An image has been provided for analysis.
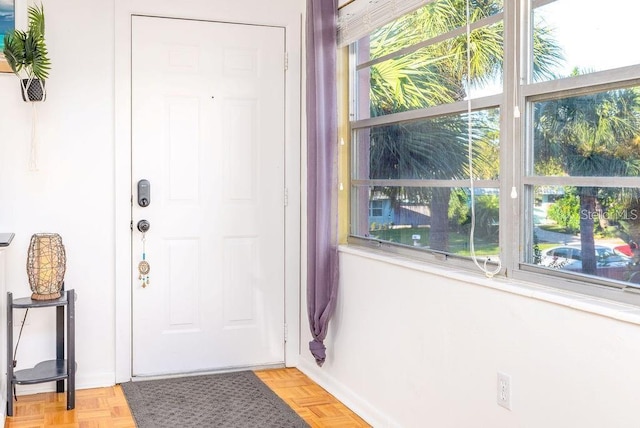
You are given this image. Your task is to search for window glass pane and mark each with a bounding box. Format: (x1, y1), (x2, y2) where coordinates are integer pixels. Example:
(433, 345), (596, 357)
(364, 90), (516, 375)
(532, 87), (640, 178)
(354, 109), (500, 181)
(357, 26), (503, 118)
(361, 0), (503, 63)
(369, 199), (385, 217)
(528, 185), (640, 284)
(357, 23), (503, 118)
(532, 0), (640, 82)
(352, 186), (500, 256)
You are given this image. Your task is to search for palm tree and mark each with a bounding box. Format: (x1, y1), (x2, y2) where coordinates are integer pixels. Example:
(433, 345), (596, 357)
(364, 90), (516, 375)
(534, 86), (640, 274)
(365, 0), (562, 251)
(369, 116), (471, 250)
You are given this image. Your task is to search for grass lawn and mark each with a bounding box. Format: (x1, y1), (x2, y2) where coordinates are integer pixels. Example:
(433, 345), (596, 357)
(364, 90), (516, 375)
(369, 226), (499, 256)
(537, 224), (574, 234)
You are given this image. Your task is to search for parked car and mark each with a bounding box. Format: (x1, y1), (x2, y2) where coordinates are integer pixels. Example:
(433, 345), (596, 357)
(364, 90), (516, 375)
(614, 242), (637, 257)
(540, 244), (631, 276)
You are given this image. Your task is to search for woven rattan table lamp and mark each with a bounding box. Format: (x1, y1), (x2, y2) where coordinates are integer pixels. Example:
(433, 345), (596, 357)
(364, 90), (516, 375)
(26, 233), (66, 300)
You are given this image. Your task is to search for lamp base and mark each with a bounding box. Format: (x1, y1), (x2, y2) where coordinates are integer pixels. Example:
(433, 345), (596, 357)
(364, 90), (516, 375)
(31, 291), (61, 301)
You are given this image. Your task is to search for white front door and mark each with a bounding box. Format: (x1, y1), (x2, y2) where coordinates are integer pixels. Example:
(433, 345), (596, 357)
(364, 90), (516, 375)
(131, 16), (286, 376)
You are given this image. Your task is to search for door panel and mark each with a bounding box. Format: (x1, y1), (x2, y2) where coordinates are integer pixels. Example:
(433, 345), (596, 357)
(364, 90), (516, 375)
(131, 16), (285, 376)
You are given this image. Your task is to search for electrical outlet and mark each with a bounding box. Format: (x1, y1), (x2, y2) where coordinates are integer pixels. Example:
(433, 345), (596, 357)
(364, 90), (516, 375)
(497, 372), (511, 410)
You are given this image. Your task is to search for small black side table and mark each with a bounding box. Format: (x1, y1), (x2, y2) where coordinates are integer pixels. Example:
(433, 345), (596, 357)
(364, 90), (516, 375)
(6, 289), (75, 416)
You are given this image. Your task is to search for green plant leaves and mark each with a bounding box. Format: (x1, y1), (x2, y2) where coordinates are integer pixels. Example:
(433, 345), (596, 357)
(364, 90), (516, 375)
(28, 3), (46, 37)
(2, 3), (50, 80)
(3, 31), (26, 74)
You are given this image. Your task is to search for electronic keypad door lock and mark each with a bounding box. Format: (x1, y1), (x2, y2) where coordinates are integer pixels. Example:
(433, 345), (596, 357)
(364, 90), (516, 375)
(137, 179), (151, 207)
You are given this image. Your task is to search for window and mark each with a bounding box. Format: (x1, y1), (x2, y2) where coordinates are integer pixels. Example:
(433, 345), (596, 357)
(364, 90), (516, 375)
(523, 88), (640, 284)
(346, 0), (640, 295)
(349, 0), (504, 265)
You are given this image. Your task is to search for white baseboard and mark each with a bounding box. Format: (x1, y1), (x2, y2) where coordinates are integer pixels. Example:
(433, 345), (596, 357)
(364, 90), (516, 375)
(297, 358), (401, 428)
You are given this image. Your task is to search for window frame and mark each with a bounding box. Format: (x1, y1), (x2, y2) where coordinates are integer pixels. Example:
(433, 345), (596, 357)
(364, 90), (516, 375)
(344, 0), (640, 305)
(347, 0), (508, 273)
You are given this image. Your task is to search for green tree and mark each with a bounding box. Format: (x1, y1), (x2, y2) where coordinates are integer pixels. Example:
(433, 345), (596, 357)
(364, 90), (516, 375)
(547, 192), (580, 233)
(534, 85), (640, 274)
(473, 194), (500, 239)
(366, 0), (562, 251)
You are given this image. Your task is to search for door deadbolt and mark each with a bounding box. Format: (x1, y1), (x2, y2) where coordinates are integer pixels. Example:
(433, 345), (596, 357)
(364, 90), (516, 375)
(137, 179), (151, 207)
(137, 220), (150, 233)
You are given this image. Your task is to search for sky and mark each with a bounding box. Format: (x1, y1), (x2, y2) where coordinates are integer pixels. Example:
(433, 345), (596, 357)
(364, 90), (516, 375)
(537, 0), (640, 77)
(467, 0), (640, 98)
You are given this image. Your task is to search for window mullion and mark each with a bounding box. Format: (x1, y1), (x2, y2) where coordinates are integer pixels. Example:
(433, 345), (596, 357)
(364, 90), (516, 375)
(499, 0), (522, 273)
(523, 176), (640, 188)
(522, 66), (640, 100)
(352, 95), (502, 130)
(352, 179), (499, 188)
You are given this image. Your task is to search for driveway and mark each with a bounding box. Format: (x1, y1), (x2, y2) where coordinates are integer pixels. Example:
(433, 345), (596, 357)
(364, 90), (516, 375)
(534, 226), (579, 245)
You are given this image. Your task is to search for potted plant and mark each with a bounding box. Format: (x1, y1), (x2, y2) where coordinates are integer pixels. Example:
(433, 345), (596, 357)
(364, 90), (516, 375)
(2, 3), (50, 102)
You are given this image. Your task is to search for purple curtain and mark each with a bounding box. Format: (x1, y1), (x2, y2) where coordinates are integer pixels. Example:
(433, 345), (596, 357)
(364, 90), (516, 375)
(306, 0), (339, 367)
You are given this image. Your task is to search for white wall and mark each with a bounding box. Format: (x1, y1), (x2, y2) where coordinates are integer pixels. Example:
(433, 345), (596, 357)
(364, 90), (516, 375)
(4, 2), (640, 427)
(0, 249), (7, 425)
(0, 0), (303, 395)
(0, 0), (116, 391)
(299, 248), (640, 428)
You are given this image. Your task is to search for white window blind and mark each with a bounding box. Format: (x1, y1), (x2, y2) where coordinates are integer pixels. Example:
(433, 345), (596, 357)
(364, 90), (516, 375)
(337, 0), (432, 47)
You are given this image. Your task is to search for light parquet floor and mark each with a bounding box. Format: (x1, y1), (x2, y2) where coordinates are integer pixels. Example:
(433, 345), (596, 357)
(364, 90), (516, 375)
(5, 368), (370, 428)
(255, 368), (370, 428)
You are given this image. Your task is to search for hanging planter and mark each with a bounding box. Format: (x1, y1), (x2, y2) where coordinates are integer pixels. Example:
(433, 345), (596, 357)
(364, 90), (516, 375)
(21, 78), (46, 102)
(2, 3), (50, 169)
(2, 3), (51, 101)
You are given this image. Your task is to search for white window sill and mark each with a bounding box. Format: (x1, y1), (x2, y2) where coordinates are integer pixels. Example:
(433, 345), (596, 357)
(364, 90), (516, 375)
(339, 244), (640, 326)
